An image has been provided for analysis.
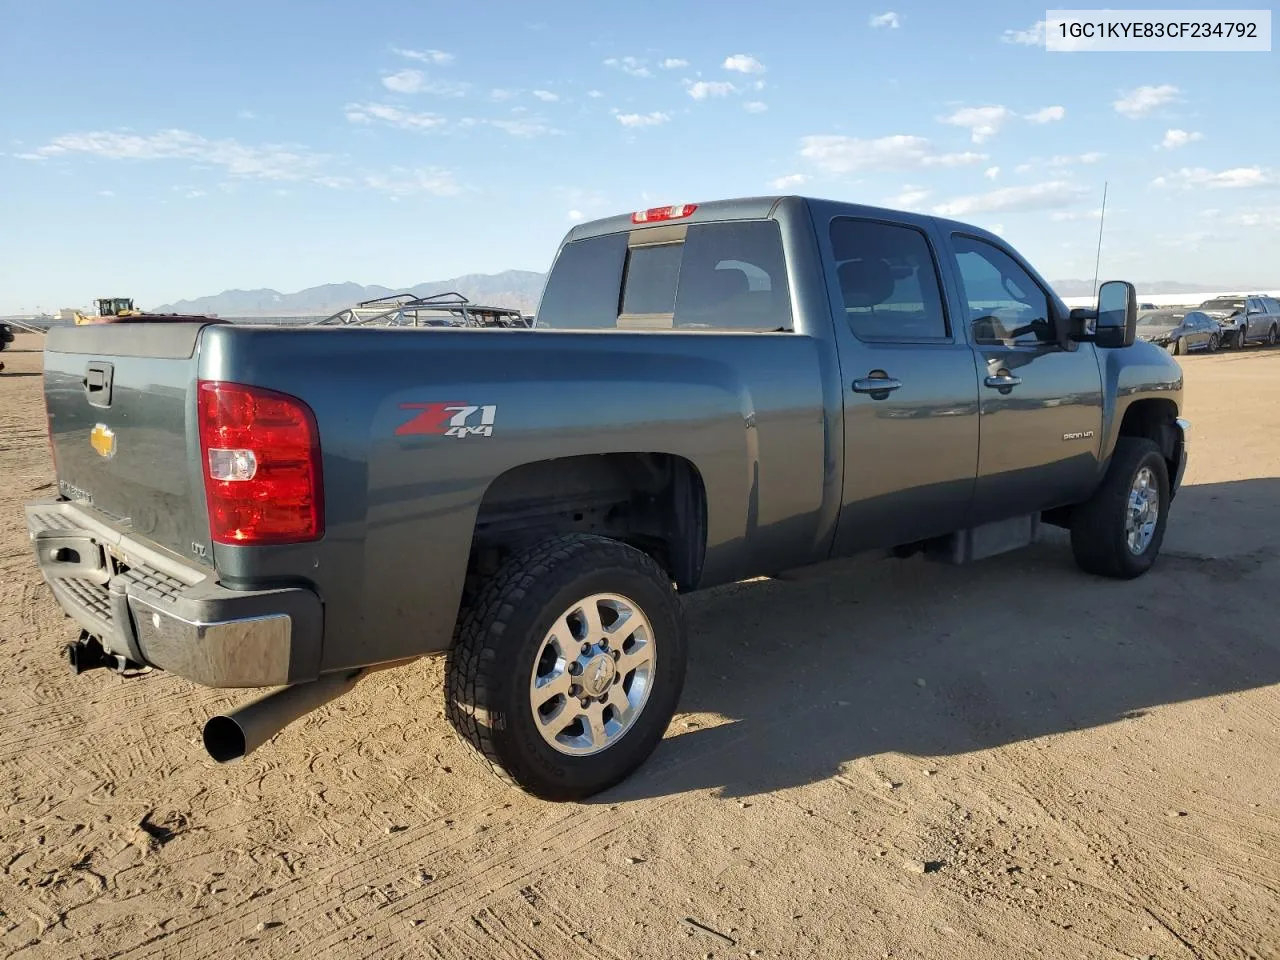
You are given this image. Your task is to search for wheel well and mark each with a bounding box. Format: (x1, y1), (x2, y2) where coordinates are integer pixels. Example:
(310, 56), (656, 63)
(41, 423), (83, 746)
(463, 453), (707, 597)
(1117, 398), (1180, 480)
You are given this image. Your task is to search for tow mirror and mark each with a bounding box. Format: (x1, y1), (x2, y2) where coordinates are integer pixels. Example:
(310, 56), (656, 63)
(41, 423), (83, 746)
(1070, 280), (1137, 348)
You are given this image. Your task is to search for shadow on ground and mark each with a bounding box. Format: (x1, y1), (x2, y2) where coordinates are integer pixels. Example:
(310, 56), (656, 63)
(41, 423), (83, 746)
(597, 478), (1280, 802)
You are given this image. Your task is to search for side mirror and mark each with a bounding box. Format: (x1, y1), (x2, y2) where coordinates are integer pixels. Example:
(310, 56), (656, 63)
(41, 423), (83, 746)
(1071, 280), (1137, 348)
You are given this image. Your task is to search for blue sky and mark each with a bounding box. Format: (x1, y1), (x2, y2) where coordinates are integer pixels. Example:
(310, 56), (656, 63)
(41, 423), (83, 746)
(1, 0), (1276, 312)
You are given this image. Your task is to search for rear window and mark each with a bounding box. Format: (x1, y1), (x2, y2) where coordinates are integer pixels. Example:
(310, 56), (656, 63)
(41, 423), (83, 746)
(536, 220), (792, 332)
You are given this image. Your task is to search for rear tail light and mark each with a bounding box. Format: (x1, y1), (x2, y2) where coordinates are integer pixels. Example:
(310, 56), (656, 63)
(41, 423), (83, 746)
(631, 203), (698, 224)
(197, 381), (324, 545)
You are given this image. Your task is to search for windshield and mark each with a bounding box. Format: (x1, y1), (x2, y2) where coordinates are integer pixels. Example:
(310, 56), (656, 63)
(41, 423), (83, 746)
(1200, 298), (1243, 311)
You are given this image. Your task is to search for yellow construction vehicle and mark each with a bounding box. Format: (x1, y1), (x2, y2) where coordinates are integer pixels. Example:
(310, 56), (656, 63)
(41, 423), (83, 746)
(75, 297), (141, 325)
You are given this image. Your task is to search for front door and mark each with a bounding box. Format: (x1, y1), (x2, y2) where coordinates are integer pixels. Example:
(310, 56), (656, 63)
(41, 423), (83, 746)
(944, 233), (1104, 524)
(824, 215), (981, 555)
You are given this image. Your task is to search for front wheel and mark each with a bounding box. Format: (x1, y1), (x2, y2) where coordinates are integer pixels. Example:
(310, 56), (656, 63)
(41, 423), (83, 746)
(1207, 333), (1220, 353)
(445, 534), (687, 800)
(1173, 337), (1187, 356)
(1236, 326), (1248, 349)
(1070, 438), (1170, 580)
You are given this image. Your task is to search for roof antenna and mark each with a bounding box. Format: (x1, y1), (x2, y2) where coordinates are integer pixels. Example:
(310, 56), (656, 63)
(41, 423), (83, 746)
(1091, 181), (1109, 298)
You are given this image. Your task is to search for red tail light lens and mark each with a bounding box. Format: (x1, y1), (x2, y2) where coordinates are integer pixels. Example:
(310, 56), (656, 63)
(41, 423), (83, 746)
(631, 203), (698, 224)
(197, 381), (324, 545)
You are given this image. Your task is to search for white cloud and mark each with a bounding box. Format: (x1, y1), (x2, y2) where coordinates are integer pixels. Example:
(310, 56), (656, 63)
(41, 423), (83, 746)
(587, 89), (604, 98)
(752, 79), (766, 91)
(488, 118), (559, 138)
(617, 111), (670, 128)
(1025, 105), (1065, 124)
(940, 105), (1016, 144)
(1226, 207), (1280, 227)
(30, 128), (331, 182)
(1002, 21), (1046, 44)
(236, 109), (257, 120)
(723, 54), (766, 74)
(98, 189), (115, 197)
(686, 80), (736, 100)
(770, 173), (810, 189)
(531, 89), (559, 102)
(799, 134), (986, 174)
(932, 180), (1089, 217)
(1014, 163), (1032, 174)
(178, 187), (207, 199)
(604, 56), (651, 78)
(1160, 128), (1203, 149)
(1114, 84), (1179, 118)
(383, 69), (426, 93)
(985, 166), (1000, 180)
(884, 185), (931, 209)
(392, 47), (454, 65)
(346, 102), (447, 131)
(1050, 207), (1105, 222)
(1048, 151), (1104, 166)
(381, 69), (468, 97)
(490, 89), (517, 101)
(744, 101), (768, 113)
(364, 166), (461, 197)
(869, 11), (901, 28)
(567, 209), (585, 221)
(660, 58), (688, 69)
(989, 224), (1005, 236)
(1152, 166), (1273, 189)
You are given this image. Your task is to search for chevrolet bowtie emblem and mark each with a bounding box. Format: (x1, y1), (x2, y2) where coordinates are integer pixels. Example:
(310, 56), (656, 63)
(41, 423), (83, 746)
(90, 423), (116, 459)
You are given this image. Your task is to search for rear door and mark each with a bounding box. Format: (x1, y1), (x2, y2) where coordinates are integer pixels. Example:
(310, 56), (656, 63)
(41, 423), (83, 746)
(941, 233), (1104, 523)
(43, 322), (213, 563)
(819, 214), (981, 553)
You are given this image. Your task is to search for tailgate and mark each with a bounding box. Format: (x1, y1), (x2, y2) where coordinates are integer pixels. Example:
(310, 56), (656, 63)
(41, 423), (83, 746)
(43, 322), (214, 561)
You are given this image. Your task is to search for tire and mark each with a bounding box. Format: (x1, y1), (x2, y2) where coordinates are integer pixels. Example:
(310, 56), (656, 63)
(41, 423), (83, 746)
(1070, 437), (1170, 580)
(445, 533), (687, 800)
(1173, 336), (1187, 356)
(1236, 326), (1248, 349)
(1207, 333), (1220, 353)
(1268, 325), (1278, 347)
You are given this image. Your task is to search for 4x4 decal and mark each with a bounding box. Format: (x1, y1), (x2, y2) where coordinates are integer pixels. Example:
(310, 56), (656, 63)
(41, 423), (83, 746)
(397, 402), (498, 438)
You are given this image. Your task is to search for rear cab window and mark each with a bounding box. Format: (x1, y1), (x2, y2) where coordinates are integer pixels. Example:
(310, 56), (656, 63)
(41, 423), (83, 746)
(536, 220), (793, 332)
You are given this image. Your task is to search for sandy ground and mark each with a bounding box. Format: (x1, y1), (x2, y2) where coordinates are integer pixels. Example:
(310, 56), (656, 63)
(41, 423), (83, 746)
(1, 330), (1278, 960)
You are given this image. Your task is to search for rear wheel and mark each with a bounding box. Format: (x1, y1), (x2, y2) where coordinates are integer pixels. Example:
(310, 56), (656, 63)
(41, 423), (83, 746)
(1268, 325), (1278, 347)
(1070, 438), (1170, 580)
(445, 533), (687, 800)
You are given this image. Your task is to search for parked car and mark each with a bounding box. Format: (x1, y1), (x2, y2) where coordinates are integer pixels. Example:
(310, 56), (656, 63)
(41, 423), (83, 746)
(24, 196), (1190, 800)
(1198, 295), (1280, 348)
(0, 321), (14, 351)
(1138, 309), (1221, 354)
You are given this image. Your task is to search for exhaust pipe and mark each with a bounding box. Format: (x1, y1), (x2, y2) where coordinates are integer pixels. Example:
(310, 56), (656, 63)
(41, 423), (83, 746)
(202, 659), (413, 764)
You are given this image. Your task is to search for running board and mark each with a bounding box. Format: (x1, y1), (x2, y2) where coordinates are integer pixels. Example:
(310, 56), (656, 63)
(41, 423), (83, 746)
(924, 514), (1041, 565)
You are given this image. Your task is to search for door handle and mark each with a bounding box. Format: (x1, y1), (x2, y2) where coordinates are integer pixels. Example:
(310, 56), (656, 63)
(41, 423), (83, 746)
(852, 376), (903, 395)
(984, 374), (1022, 389)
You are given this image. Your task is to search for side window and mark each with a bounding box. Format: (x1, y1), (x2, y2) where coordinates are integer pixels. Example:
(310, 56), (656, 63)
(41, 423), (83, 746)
(671, 221), (793, 331)
(950, 235), (1054, 346)
(829, 218), (949, 341)
(1266, 298), (1280, 315)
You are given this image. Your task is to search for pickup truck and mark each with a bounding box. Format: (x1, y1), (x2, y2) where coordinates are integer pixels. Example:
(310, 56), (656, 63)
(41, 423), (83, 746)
(25, 196), (1189, 801)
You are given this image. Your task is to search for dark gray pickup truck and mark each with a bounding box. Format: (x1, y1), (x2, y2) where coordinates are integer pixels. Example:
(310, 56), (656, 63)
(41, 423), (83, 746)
(26, 196), (1189, 800)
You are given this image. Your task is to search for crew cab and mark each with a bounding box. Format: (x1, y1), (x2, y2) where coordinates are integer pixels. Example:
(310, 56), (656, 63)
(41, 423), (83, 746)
(26, 196), (1189, 800)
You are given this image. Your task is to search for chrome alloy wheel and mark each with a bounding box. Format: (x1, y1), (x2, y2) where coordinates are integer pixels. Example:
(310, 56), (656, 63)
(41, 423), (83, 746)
(529, 593), (656, 756)
(1126, 466), (1160, 555)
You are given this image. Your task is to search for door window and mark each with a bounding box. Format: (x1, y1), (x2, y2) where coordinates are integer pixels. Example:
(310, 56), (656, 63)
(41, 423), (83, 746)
(951, 235), (1055, 346)
(829, 218), (950, 341)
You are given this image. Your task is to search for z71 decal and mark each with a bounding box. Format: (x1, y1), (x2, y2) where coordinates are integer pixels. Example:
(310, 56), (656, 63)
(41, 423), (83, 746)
(397, 402), (498, 438)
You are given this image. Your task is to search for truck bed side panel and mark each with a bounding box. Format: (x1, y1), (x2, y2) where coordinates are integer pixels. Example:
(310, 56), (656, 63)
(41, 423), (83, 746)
(200, 325), (830, 671)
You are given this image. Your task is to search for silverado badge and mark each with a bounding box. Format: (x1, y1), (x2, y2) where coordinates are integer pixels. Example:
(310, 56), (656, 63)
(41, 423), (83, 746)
(90, 423), (117, 459)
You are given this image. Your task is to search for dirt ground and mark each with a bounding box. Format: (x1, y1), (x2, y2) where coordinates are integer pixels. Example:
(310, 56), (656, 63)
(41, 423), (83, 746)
(1, 330), (1278, 960)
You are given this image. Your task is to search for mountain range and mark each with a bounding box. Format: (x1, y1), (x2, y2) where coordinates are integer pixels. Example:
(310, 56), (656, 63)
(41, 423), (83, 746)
(152, 270), (548, 317)
(151, 271), (1264, 318)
